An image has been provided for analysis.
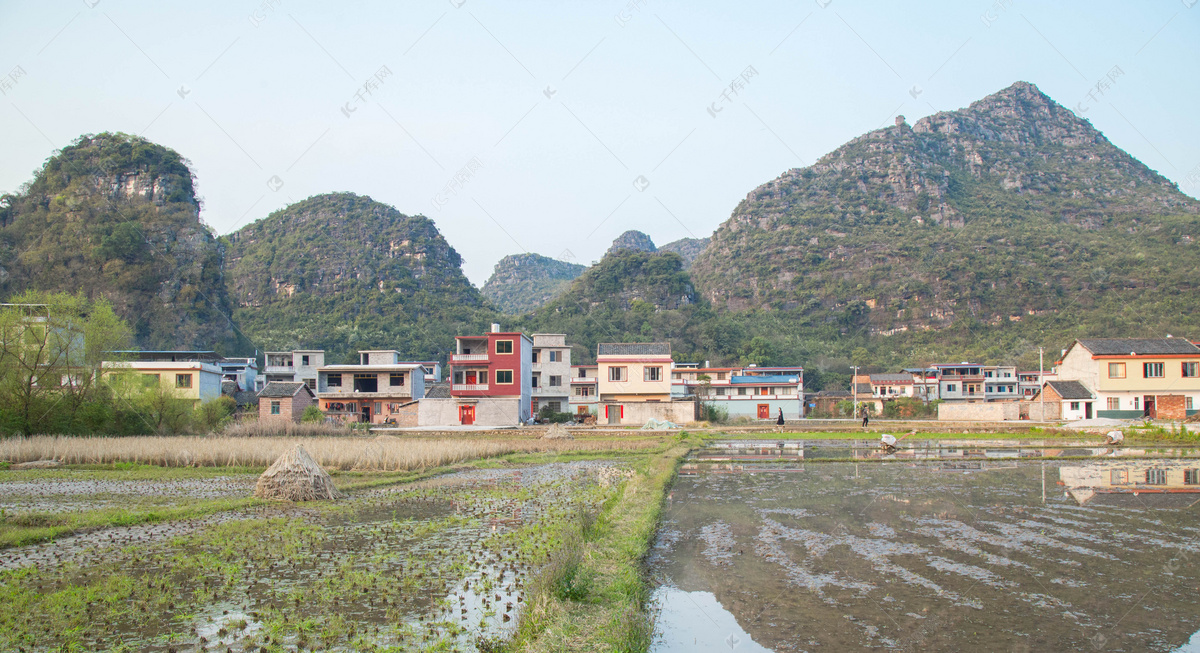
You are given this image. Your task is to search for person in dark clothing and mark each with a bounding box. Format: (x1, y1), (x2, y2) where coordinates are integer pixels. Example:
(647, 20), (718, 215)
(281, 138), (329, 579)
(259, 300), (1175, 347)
(861, 406), (869, 428)
(776, 408), (784, 425)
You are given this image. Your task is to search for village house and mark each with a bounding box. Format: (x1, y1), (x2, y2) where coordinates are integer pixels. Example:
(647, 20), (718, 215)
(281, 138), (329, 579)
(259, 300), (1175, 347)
(419, 324), (532, 426)
(218, 357), (261, 392)
(1017, 370), (1057, 398)
(1059, 461), (1200, 507)
(1055, 338), (1200, 419)
(901, 367), (941, 402)
(263, 350), (325, 388)
(101, 350), (225, 406)
(1030, 380), (1095, 420)
(412, 361), (443, 384)
(596, 343), (695, 425)
(258, 381), (316, 423)
(530, 333), (572, 416)
(569, 363), (599, 418)
(934, 363), (1019, 402)
(316, 350), (425, 425)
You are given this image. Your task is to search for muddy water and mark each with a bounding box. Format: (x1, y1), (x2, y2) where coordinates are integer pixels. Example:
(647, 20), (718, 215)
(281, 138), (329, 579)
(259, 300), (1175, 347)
(650, 451), (1200, 652)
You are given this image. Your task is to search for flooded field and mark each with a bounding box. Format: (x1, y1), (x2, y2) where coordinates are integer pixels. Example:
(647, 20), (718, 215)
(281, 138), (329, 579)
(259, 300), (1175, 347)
(651, 443), (1200, 652)
(0, 460), (627, 652)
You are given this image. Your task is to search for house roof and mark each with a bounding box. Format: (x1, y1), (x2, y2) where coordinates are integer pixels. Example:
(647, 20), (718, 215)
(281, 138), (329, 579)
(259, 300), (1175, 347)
(597, 343), (671, 356)
(853, 383), (873, 394)
(870, 373), (913, 384)
(425, 382), (451, 398)
(730, 374), (800, 384)
(1046, 380), (1094, 400)
(258, 382), (312, 398)
(1076, 338), (1200, 356)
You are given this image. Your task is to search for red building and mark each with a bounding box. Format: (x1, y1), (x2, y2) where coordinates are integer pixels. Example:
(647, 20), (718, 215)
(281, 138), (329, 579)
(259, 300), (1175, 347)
(444, 325), (532, 425)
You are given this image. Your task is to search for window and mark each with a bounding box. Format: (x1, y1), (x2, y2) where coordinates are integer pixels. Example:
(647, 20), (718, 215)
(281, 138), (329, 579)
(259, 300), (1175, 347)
(270, 401), (280, 415)
(717, 372), (726, 380)
(304, 378), (316, 389)
(1110, 470), (1127, 484)
(361, 353), (369, 365)
(453, 371), (463, 384)
(644, 366), (662, 382)
(609, 366), (627, 382)
(549, 375), (561, 387)
(1108, 362), (1125, 378)
(1070, 402), (1080, 411)
(176, 373), (192, 389)
(1147, 468), (1167, 485)
(1144, 362), (1164, 378)
(549, 351), (560, 362)
(780, 387), (794, 395)
(985, 371), (993, 378)
(946, 384), (957, 392)
(576, 386), (593, 397)
(479, 371), (488, 384)
(531, 351), (539, 363)
(716, 388), (726, 396)
(1107, 397), (1119, 410)
(1189, 397), (1195, 411)
(301, 355), (309, 366)
(548, 401), (561, 412)
(390, 373), (405, 387)
(327, 374), (342, 387)
(1184, 362), (1198, 378)
(531, 376), (539, 388)
(1134, 397), (1140, 409)
(1186, 469), (1200, 485)
(375, 402), (382, 414)
(737, 387), (746, 396)
(496, 340), (513, 354)
(496, 370), (514, 384)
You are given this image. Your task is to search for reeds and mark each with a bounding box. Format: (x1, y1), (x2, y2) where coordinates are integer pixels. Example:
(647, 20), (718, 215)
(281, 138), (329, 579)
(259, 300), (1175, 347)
(0, 435), (654, 471)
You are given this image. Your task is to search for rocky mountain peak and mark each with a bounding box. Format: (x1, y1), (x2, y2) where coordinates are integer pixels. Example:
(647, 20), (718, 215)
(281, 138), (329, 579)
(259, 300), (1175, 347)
(607, 230), (657, 255)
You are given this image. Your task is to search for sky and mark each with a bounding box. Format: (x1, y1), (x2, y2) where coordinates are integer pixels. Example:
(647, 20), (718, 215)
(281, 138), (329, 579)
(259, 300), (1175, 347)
(1, 0), (1197, 285)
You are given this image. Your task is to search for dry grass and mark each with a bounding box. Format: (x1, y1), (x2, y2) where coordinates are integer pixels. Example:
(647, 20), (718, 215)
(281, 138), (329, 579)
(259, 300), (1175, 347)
(220, 421), (354, 438)
(0, 435), (658, 471)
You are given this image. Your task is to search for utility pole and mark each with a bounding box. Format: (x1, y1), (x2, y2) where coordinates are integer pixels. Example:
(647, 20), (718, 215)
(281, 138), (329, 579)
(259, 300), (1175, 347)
(1039, 347), (1045, 423)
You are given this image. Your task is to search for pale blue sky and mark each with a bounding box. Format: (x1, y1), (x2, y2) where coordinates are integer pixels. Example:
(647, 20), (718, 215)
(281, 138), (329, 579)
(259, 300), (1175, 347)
(1, 0), (1197, 284)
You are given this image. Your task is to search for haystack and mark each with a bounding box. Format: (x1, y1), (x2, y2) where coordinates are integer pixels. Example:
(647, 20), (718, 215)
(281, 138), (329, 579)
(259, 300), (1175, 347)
(541, 423), (573, 440)
(254, 445), (344, 501)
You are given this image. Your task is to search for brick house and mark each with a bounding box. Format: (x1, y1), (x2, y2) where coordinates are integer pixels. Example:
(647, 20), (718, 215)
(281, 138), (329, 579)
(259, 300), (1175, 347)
(258, 382), (317, 423)
(419, 324), (532, 426)
(1030, 380), (1095, 420)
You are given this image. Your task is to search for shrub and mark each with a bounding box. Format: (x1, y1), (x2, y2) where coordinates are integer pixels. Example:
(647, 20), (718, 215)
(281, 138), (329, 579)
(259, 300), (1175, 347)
(195, 396), (237, 433)
(699, 402), (729, 423)
(300, 406), (325, 423)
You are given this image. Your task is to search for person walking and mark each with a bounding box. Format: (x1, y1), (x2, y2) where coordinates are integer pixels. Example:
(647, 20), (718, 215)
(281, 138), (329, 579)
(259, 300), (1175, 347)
(776, 408), (785, 425)
(861, 406), (870, 428)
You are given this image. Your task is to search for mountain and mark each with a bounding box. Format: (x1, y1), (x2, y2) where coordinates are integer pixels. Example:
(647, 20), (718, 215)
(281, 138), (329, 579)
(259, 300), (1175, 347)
(519, 249), (700, 363)
(690, 81), (1200, 366)
(481, 253), (585, 315)
(606, 230), (657, 255)
(660, 237), (711, 269)
(225, 192), (492, 363)
(0, 132), (240, 351)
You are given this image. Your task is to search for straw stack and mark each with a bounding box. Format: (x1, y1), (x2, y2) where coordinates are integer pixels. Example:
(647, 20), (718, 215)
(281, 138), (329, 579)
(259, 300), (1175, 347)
(254, 445), (344, 501)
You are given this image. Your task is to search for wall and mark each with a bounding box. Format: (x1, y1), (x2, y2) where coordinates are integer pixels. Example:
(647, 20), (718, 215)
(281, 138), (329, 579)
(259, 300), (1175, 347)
(1157, 394), (1187, 419)
(938, 402), (1020, 421)
(418, 397), (523, 427)
(712, 398), (803, 420)
(601, 400), (697, 426)
(261, 391), (314, 423)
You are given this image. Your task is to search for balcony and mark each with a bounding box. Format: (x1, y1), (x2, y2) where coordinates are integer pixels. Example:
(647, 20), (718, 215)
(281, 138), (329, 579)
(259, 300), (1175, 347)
(452, 383), (489, 392)
(264, 365), (295, 374)
(452, 354), (489, 362)
(571, 376), (598, 384)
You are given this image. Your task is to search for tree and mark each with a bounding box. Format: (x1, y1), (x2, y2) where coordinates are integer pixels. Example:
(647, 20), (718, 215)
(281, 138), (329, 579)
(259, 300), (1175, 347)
(0, 291), (131, 435)
(301, 405), (325, 423)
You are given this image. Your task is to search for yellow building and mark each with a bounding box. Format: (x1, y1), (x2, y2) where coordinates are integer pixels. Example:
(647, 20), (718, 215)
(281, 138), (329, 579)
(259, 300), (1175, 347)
(596, 343), (673, 402)
(102, 350), (225, 406)
(1056, 338), (1200, 419)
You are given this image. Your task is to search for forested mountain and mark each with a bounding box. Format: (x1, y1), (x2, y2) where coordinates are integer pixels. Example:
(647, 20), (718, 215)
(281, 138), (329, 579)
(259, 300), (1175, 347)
(0, 133), (240, 351)
(481, 253), (585, 315)
(225, 193), (492, 363)
(660, 237), (711, 269)
(606, 230), (657, 255)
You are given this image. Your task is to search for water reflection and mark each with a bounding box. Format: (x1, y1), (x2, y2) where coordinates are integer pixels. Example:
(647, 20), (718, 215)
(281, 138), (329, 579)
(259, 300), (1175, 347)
(651, 449), (1200, 652)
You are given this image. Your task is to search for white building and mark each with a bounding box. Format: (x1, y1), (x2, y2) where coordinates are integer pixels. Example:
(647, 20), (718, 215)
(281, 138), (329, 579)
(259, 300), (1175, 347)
(264, 350), (324, 389)
(531, 334), (572, 415)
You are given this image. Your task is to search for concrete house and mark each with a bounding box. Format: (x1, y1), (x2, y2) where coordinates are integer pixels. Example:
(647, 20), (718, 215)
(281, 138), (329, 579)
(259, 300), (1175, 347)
(421, 325), (532, 426)
(934, 363), (1019, 402)
(317, 350), (425, 425)
(569, 364), (599, 417)
(102, 350), (224, 406)
(258, 381), (316, 423)
(1056, 338), (1200, 419)
(596, 343), (695, 425)
(531, 334), (572, 415)
(264, 350), (324, 389)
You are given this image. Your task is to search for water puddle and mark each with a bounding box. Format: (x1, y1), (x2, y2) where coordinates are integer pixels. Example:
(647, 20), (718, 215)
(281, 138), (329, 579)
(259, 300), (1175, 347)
(651, 444), (1200, 652)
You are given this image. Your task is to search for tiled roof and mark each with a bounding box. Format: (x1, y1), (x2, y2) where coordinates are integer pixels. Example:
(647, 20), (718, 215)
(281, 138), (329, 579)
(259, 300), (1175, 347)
(425, 382), (451, 398)
(597, 343), (671, 356)
(258, 382), (310, 398)
(870, 373), (912, 383)
(1046, 380), (1094, 400)
(1076, 338), (1200, 356)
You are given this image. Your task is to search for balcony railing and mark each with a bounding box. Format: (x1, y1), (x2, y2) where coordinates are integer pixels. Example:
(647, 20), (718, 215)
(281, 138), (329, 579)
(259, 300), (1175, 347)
(571, 377), (598, 383)
(452, 383), (489, 392)
(451, 354), (489, 362)
(264, 365), (294, 374)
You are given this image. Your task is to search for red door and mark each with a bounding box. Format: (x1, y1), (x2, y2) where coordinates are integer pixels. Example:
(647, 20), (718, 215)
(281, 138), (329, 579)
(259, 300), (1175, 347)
(459, 405), (475, 425)
(757, 404), (770, 419)
(466, 371), (477, 385)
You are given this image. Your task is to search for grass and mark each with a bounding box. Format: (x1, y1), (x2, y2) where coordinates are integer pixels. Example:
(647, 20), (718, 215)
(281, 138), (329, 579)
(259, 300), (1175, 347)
(505, 433), (699, 652)
(0, 434), (660, 471)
